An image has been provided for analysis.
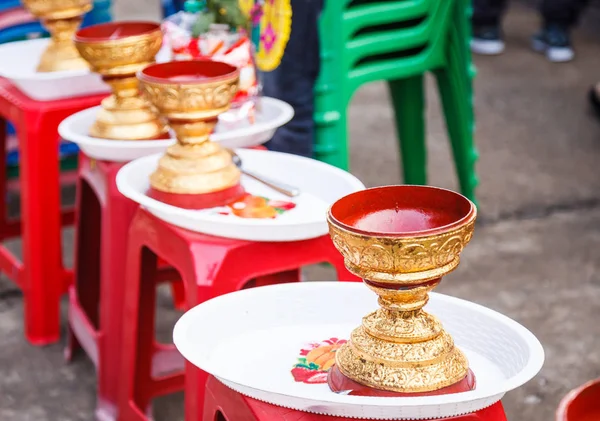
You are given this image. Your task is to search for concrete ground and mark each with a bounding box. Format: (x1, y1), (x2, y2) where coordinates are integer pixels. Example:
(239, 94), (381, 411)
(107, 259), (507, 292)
(1, 2), (600, 420)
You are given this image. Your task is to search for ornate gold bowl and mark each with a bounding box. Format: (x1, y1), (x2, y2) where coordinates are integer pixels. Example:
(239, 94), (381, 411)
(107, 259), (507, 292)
(327, 185), (477, 394)
(22, 0), (92, 72)
(74, 21), (168, 140)
(138, 60), (244, 209)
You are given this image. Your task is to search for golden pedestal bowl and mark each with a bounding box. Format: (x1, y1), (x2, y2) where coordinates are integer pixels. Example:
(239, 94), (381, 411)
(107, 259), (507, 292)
(327, 185), (477, 395)
(138, 60), (244, 209)
(21, 0), (92, 72)
(74, 21), (168, 141)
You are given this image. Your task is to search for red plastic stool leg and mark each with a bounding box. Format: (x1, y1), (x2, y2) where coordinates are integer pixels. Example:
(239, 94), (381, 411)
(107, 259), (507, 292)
(187, 363), (210, 421)
(97, 164), (142, 421)
(66, 177), (102, 361)
(0, 118), (7, 234)
(254, 269), (301, 287)
(118, 242), (159, 421)
(203, 376), (257, 421)
(19, 113), (64, 345)
(118, 216), (188, 421)
(171, 281), (186, 310)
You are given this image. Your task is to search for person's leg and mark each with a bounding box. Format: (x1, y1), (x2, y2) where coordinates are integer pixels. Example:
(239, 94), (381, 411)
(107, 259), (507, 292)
(532, 0), (590, 62)
(472, 0), (509, 26)
(471, 0), (509, 55)
(262, 0), (322, 158)
(588, 82), (600, 120)
(540, 0), (590, 27)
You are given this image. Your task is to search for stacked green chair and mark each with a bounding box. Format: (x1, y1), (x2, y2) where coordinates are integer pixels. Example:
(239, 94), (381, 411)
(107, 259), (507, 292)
(314, 0), (478, 202)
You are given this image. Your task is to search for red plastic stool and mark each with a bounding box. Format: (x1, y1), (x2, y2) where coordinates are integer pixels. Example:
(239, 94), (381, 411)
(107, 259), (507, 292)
(0, 78), (106, 345)
(66, 154), (185, 421)
(556, 378), (600, 421)
(117, 208), (359, 421)
(204, 376), (508, 421)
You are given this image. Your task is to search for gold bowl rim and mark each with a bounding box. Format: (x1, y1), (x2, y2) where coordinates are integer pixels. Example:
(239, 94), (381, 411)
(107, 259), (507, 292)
(138, 60), (240, 87)
(327, 185), (477, 239)
(74, 21), (162, 45)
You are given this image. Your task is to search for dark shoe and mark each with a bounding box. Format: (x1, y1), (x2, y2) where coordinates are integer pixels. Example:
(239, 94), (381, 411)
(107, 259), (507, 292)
(471, 25), (505, 55)
(589, 85), (600, 119)
(531, 24), (574, 62)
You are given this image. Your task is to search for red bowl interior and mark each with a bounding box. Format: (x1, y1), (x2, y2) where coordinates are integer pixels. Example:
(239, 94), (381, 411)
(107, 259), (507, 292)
(329, 185), (475, 237)
(139, 60), (239, 84)
(75, 21), (160, 42)
(558, 380), (600, 421)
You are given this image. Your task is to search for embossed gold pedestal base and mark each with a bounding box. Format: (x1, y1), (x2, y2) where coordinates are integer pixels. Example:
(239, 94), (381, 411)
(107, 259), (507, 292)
(21, 0), (92, 73)
(327, 186), (478, 394)
(38, 17), (91, 72)
(74, 22), (169, 140)
(328, 366), (476, 397)
(139, 60), (244, 209)
(89, 77), (169, 140)
(150, 138), (242, 196)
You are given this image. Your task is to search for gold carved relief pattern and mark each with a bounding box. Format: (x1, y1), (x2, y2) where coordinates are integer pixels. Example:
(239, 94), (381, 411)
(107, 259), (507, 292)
(141, 80), (239, 115)
(23, 0), (91, 16)
(336, 341), (470, 393)
(329, 221), (475, 281)
(78, 35), (162, 67)
(362, 309), (443, 341)
(350, 327), (456, 362)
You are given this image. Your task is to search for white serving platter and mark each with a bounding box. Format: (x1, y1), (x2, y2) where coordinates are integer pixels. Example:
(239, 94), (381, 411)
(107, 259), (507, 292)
(0, 38), (170, 101)
(173, 282), (544, 420)
(58, 97), (294, 162)
(116, 149), (364, 241)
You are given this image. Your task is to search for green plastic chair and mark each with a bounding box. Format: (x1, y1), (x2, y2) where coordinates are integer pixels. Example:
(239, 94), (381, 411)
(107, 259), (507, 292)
(314, 0), (478, 202)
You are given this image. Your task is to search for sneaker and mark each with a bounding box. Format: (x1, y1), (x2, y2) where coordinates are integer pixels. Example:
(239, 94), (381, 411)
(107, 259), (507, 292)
(471, 25), (505, 55)
(531, 25), (574, 62)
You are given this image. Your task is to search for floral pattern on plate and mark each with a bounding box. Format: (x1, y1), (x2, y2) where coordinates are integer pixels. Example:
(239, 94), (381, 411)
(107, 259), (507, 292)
(291, 338), (347, 384)
(216, 193), (296, 219)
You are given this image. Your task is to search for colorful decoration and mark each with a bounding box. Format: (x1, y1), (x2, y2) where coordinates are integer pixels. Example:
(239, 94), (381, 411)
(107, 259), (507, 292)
(290, 338), (347, 384)
(191, 0), (249, 36)
(216, 193), (296, 219)
(239, 0), (292, 71)
(163, 2), (259, 115)
(167, 31), (258, 105)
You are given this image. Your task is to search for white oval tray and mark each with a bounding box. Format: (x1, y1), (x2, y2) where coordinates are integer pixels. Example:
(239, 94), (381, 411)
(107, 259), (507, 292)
(173, 282), (544, 420)
(0, 38), (171, 101)
(58, 97), (294, 162)
(116, 149), (364, 241)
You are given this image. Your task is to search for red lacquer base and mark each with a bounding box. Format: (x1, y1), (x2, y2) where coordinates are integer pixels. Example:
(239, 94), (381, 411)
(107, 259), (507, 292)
(154, 131), (173, 140)
(328, 365), (476, 397)
(149, 183), (246, 210)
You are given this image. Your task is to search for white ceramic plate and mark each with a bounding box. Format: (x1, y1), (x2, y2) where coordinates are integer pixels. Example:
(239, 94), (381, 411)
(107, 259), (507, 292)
(58, 97), (294, 162)
(173, 282), (544, 420)
(0, 38), (171, 101)
(116, 149), (364, 241)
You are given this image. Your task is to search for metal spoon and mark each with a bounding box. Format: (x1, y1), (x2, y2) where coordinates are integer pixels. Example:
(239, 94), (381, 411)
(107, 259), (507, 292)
(227, 149), (300, 197)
